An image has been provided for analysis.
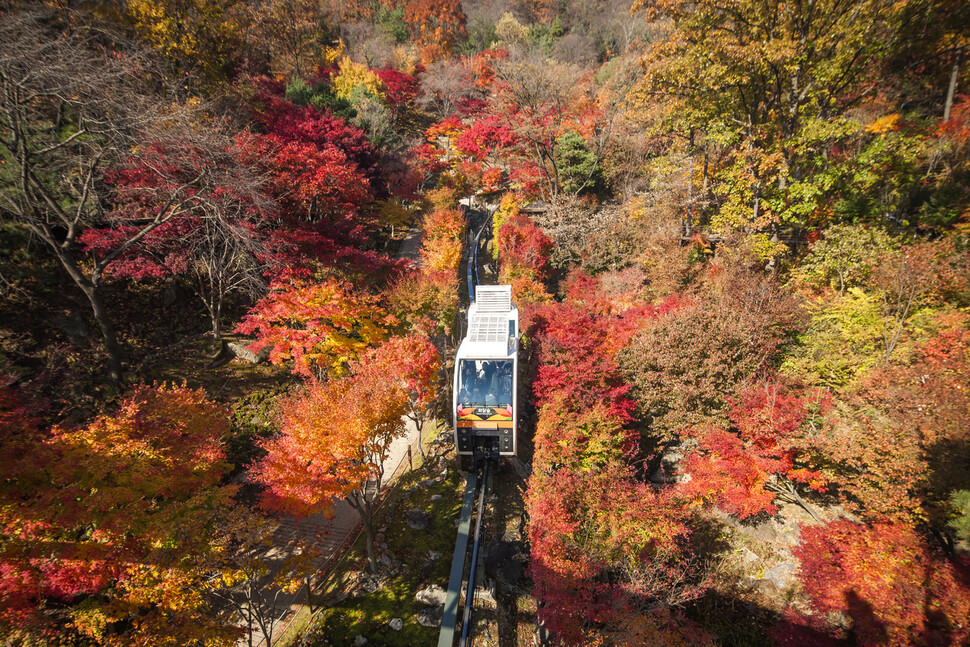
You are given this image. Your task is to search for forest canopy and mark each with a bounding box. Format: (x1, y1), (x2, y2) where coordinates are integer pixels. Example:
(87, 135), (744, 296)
(1, 0), (969, 644)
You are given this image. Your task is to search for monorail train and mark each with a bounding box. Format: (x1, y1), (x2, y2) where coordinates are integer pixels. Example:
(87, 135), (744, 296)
(453, 285), (518, 460)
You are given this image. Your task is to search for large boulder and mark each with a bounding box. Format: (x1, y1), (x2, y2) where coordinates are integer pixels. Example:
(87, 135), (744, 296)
(416, 607), (443, 627)
(416, 584), (447, 606)
(406, 509), (430, 531)
(227, 340), (271, 364)
(484, 540), (527, 587)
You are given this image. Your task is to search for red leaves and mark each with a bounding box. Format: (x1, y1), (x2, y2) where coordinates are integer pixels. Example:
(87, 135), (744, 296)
(236, 278), (395, 378)
(251, 85), (386, 195)
(528, 466), (702, 644)
(526, 286), (686, 427)
(526, 268), (708, 641)
(455, 116), (517, 161)
(680, 426), (778, 518)
(234, 131), (371, 218)
(793, 520), (970, 646)
(496, 213), (554, 303)
(0, 385), (235, 636)
(677, 380), (830, 519)
(352, 334), (441, 426)
(375, 66), (418, 107)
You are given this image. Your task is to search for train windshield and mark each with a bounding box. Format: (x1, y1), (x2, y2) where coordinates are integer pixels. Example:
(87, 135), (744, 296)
(457, 359), (513, 407)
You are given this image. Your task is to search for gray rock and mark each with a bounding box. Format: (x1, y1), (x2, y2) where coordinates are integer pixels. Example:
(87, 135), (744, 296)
(360, 575), (385, 594)
(511, 457), (532, 479)
(353, 636), (367, 647)
(428, 550), (443, 560)
(431, 494), (443, 501)
(416, 584), (447, 606)
(740, 548), (760, 564)
(746, 522), (780, 544)
(474, 585), (496, 606)
(388, 618), (404, 631)
(162, 283), (180, 308)
(416, 607), (443, 627)
(406, 509), (429, 531)
(650, 442), (691, 484)
(50, 313), (89, 343)
(764, 562), (795, 589)
(227, 341), (271, 364)
(419, 478), (439, 488)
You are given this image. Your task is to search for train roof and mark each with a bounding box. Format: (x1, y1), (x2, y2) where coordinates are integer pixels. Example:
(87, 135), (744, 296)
(457, 285), (518, 359)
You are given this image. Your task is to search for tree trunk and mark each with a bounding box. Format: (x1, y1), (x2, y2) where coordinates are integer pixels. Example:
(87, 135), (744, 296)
(31, 222), (124, 384)
(363, 509), (378, 574)
(348, 491), (379, 573)
(81, 284), (124, 384)
(210, 292), (223, 339)
(414, 416), (426, 461)
(944, 46), (962, 121)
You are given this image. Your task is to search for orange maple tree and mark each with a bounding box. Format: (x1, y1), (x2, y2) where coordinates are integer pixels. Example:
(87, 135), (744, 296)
(403, 0), (467, 62)
(254, 359), (408, 572)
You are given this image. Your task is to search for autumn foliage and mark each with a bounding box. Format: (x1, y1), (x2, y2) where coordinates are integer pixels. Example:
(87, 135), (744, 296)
(791, 521), (970, 645)
(0, 385), (237, 643)
(236, 279), (395, 378)
(253, 373), (406, 518)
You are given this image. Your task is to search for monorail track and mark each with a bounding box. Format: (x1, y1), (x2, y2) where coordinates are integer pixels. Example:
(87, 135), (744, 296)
(438, 453), (495, 647)
(440, 202), (503, 647)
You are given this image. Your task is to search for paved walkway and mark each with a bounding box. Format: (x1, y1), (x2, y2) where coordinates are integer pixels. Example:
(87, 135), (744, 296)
(397, 224), (423, 264)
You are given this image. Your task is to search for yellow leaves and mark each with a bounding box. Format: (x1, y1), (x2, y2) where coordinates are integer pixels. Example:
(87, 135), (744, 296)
(495, 12), (529, 47)
(220, 569), (245, 587)
(377, 198), (418, 231)
(323, 40), (346, 66)
(392, 45), (422, 75)
(331, 56), (385, 101)
(492, 191), (522, 233)
(867, 113), (902, 135)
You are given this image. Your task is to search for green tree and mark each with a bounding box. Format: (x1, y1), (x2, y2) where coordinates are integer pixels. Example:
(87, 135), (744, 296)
(793, 223), (897, 296)
(555, 130), (604, 196)
(631, 0), (905, 233)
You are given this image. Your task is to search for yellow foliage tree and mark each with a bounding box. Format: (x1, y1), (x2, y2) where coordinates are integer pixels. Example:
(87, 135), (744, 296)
(331, 56), (385, 101)
(125, 0), (239, 84)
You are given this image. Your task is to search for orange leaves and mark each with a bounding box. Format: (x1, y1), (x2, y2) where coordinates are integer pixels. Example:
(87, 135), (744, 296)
(794, 521), (970, 646)
(236, 278), (395, 378)
(866, 113), (903, 135)
(679, 426), (778, 519)
(253, 363), (408, 518)
(353, 334), (441, 417)
(0, 384), (237, 641)
(419, 206), (465, 274)
(420, 234), (462, 272)
(47, 385), (231, 527)
(403, 0), (467, 63)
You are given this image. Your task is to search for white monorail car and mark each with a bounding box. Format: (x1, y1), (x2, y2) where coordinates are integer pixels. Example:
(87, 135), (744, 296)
(453, 285), (518, 458)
